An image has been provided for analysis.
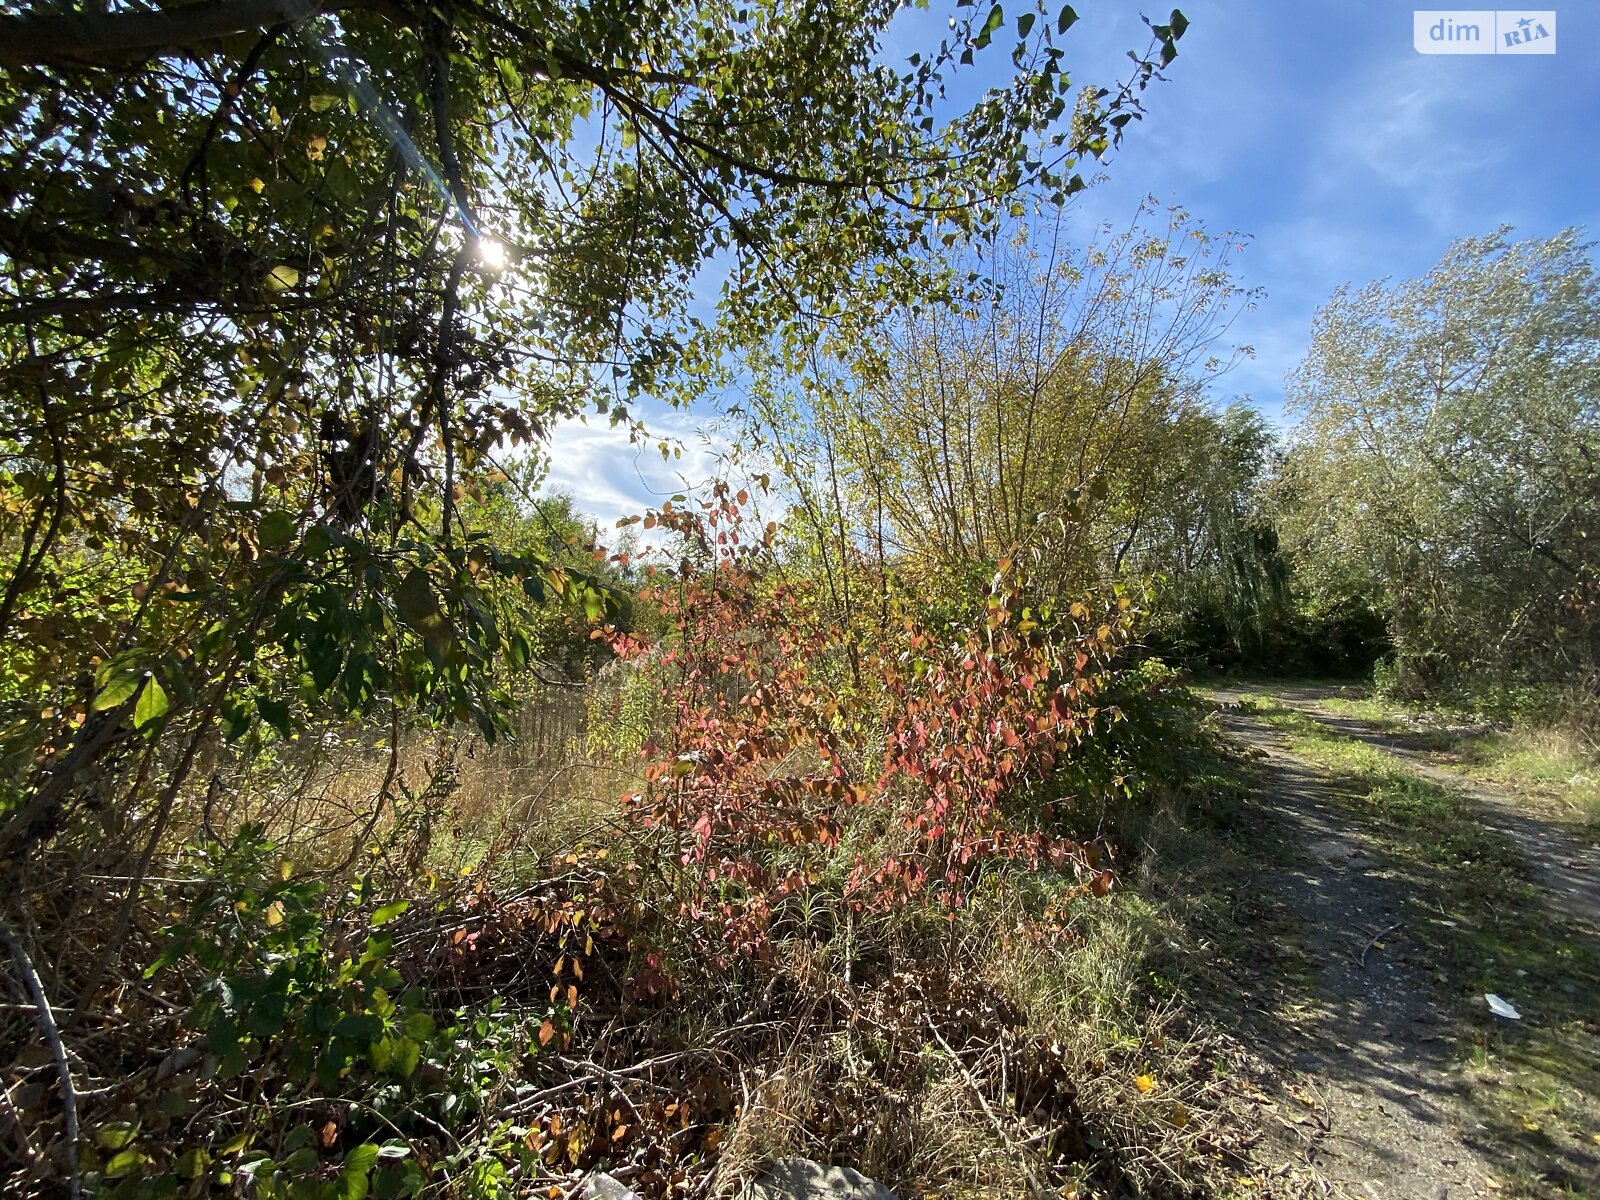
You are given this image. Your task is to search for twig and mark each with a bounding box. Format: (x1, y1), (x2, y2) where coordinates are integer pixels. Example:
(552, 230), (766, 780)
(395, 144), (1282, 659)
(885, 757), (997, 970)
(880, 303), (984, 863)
(1358, 922), (1402, 969)
(0, 916), (81, 1200)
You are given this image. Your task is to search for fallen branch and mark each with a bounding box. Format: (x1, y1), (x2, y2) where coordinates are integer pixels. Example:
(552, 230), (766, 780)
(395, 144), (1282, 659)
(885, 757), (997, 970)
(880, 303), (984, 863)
(927, 1023), (1052, 1200)
(0, 916), (81, 1200)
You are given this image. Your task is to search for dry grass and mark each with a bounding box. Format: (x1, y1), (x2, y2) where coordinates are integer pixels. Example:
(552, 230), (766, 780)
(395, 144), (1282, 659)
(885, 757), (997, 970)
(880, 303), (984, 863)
(415, 688), (1296, 1198)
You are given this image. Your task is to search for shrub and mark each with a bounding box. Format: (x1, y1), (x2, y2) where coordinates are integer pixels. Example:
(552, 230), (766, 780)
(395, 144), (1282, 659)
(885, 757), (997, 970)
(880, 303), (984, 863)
(80, 829), (555, 1200)
(604, 490), (1136, 962)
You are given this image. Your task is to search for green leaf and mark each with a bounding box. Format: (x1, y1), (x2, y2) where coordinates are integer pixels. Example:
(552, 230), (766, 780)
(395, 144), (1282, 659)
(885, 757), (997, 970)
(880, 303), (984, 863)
(132, 677), (169, 731)
(495, 56), (522, 91)
(96, 1122), (138, 1150)
(302, 524), (334, 559)
(174, 1147), (212, 1179)
(368, 1034), (395, 1071)
(392, 1035), (421, 1077)
(265, 265), (300, 292)
(973, 4), (1004, 48)
(105, 1149), (148, 1178)
(256, 696), (292, 737)
(258, 510), (296, 548)
(309, 94), (342, 112)
(342, 1144), (380, 1200)
(92, 670), (141, 712)
(1170, 9), (1189, 38)
(334, 1012), (382, 1039)
(1058, 4), (1078, 33)
(394, 568), (439, 622)
(371, 900), (409, 926)
(221, 699), (252, 741)
(394, 567), (453, 648)
(1016, 11), (1035, 37)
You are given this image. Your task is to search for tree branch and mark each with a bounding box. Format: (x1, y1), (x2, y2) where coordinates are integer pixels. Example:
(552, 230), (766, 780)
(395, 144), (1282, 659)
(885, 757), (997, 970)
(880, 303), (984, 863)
(0, 917), (80, 1200)
(0, 0), (398, 69)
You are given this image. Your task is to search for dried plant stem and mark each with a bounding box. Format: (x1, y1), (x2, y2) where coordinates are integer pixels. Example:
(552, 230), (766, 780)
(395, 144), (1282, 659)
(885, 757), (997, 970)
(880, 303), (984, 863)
(927, 1023), (1051, 1199)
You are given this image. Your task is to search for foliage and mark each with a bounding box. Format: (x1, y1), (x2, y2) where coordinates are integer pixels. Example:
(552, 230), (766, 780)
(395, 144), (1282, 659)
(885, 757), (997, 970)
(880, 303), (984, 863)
(749, 199), (1255, 616)
(0, 3), (1319, 1193)
(0, 0), (1188, 864)
(1139, 406), (1312, 672)
(608, 487), (1134, 960)
(1281, 227), (1600, 700)
(83, 829), (547, 1200)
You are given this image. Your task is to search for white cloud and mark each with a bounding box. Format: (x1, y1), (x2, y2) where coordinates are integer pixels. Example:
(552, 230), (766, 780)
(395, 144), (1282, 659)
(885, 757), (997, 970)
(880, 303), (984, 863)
(537, 403), (735, 531)
(1309, 57), (1510, 232)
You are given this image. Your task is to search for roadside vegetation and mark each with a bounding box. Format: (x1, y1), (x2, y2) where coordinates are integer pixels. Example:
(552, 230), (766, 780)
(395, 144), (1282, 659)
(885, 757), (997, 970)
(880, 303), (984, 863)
(2, 2), (1598, 1199)
(1314, 693), (1600, 830)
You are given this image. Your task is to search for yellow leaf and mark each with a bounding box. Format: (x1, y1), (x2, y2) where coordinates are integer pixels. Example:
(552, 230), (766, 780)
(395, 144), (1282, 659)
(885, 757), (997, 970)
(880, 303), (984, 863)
(306, 134), (327, 161)
(265, 901), (284, 927)
(248, 177), (265, 194)
(565, 1124), (589, 1164)
(1135, 1074), (1156, 1094)
(265, 265), (299, 291)
(1169, 1101), (1189, 1127)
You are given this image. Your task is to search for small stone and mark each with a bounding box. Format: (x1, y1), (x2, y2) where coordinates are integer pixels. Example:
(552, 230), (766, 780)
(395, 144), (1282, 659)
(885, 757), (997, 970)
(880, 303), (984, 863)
(584, 1173), (643, 1200)
(744, 1159), (898, 1200)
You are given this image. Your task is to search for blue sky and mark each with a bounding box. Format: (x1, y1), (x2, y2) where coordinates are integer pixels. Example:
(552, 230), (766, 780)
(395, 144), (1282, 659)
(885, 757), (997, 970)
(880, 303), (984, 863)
(543, 1), (1600, 528)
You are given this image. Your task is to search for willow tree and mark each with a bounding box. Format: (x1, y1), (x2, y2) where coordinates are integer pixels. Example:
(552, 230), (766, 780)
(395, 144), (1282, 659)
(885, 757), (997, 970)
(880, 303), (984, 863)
(1283, 228), (1600, 698)
(0, 0), (1191, 866)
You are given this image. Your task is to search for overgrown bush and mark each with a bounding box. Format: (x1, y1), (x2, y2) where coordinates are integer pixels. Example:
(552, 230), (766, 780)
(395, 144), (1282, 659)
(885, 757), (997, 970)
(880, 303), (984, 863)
(603, 489), (1144, 962)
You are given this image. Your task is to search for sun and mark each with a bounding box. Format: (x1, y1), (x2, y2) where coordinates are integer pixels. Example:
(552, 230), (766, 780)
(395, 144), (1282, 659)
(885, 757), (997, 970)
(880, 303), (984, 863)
(477, 237), (509, 271)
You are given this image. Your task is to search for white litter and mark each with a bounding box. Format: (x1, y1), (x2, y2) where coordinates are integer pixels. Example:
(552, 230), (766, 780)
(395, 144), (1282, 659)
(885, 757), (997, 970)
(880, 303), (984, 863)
(1485, 994), (1521, 1020)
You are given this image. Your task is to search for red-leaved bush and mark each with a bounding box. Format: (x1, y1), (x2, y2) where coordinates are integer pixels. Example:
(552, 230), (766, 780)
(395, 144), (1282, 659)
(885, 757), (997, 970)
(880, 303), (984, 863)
(604, 487), (1133, 958)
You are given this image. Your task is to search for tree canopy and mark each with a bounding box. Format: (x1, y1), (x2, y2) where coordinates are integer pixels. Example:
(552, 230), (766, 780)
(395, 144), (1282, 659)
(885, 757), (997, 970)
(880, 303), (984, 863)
(1282, 228), (1600, 695)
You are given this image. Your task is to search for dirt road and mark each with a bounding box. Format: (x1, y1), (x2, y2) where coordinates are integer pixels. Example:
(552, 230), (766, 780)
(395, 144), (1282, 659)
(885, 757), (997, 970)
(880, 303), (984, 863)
(1207, 689), (1600, 1200)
